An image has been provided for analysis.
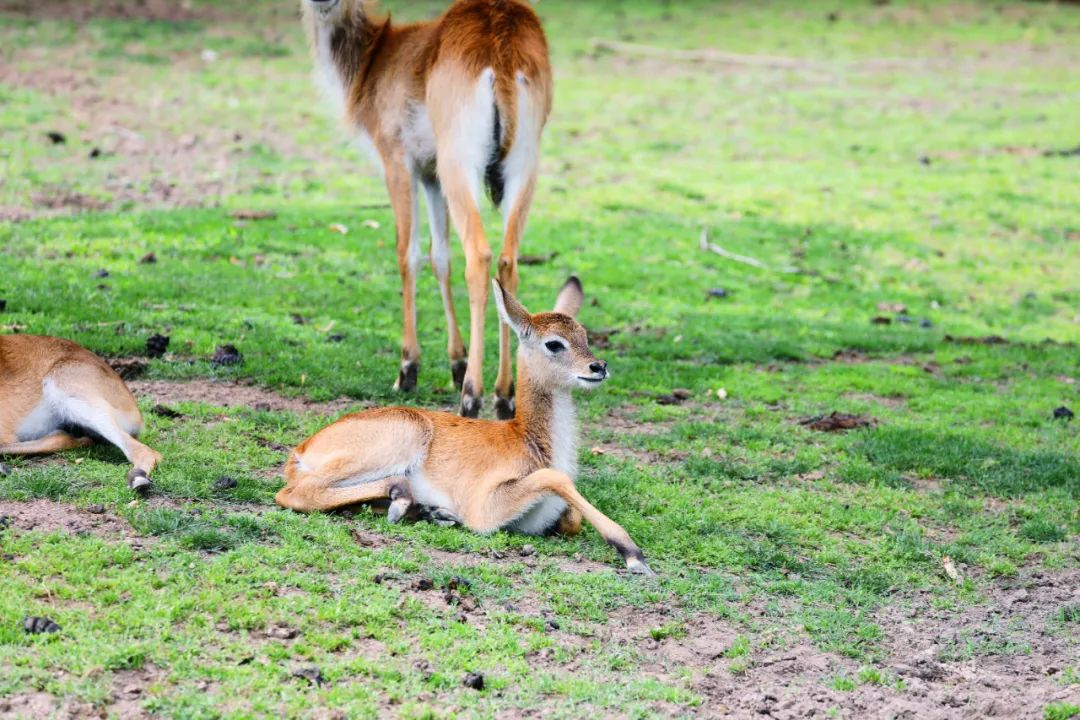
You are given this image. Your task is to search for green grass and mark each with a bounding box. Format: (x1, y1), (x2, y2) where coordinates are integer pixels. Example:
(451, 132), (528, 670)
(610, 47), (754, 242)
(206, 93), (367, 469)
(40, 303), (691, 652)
(1046, 703), (1080, 720)
(1, 0), (1078, 716)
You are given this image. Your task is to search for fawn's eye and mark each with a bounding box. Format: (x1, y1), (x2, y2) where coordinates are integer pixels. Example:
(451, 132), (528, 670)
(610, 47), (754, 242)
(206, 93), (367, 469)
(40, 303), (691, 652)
(545, 340), (566, 353)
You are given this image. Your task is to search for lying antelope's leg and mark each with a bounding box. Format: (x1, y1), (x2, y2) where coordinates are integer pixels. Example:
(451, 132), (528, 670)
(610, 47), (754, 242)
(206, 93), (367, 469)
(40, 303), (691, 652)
(0, 433), (94, 455)
(386, 161), (422, 392)
(469, 468), (654, 575)
(422, 178), (467, 390)
(45, 371), (161, 492)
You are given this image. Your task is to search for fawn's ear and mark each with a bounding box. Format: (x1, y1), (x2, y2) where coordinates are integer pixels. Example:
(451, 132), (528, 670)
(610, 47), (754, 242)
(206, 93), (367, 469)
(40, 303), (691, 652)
(492, 280), (533, 339)
(553, 276), (584, 318)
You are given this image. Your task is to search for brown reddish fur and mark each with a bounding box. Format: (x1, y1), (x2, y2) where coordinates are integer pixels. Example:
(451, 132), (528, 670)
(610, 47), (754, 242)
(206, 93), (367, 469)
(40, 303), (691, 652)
(276, 278), (653, 574)
(0, 335), (160, 489)
(302, 0), (552, 418)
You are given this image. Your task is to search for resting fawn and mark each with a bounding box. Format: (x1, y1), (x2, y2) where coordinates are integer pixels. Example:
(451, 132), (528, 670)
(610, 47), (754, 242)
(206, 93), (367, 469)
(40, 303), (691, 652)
(301, 0), (552, 419)
(276, 278), (654, 574)
(0, 335), (161, 492)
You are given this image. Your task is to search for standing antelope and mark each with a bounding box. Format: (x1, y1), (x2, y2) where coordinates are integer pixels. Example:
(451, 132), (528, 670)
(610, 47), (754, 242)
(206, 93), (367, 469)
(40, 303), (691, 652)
(301, 0), (552, 418)
(276, 278), (654, 575)
(0, 335), (161, 492)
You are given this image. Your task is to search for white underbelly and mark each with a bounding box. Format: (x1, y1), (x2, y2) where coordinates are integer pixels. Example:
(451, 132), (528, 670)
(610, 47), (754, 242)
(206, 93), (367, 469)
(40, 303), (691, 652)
(15, 395), (58, 441)
(408, 468), (454, 510)
(505, 496), (567, 536)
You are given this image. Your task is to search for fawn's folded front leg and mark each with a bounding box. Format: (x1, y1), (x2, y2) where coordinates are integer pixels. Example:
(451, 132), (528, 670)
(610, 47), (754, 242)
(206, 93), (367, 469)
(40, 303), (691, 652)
(466, 468), (654, 575)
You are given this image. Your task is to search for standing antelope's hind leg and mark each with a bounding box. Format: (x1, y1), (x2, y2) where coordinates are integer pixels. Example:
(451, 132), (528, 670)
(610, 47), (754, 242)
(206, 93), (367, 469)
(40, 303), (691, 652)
(429, 66), (497, 418)
(493, 75), (543, 420)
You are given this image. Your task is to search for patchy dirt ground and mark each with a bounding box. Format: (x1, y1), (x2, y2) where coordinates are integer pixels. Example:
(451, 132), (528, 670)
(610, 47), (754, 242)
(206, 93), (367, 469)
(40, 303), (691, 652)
(0, 0), (220, 22)
(0, 665), (164, 720)
(128, 379), (365, 416)
(4, 495), (1075, 718)
(553, 571), (1079, 719)
(0, 499), (138, 541)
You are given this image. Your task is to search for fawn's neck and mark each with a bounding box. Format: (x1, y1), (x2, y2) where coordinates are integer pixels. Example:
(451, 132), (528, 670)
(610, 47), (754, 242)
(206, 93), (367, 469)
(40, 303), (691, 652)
(514, 355), (578, 478)
(308, 8), (382, 115)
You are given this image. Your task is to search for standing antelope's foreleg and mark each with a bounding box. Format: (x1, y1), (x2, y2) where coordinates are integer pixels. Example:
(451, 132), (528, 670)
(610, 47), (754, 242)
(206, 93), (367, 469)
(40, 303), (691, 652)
(467, 469), (654, 575)
(385, 162), (423, 392)
(422, 178), (467, 390)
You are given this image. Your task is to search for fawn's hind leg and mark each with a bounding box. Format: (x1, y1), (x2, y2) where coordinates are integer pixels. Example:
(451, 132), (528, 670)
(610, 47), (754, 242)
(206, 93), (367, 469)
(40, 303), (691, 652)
(467, 469), (654, 575)
(276, 475), (402, 513)
(277, 411), (431, 513)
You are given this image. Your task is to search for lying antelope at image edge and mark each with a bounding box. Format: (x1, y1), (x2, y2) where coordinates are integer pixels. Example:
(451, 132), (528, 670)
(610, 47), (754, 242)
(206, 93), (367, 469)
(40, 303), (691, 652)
(0, 335), (161, 492)
(301, 0), (552, 419)
(276, 278), (654, 574)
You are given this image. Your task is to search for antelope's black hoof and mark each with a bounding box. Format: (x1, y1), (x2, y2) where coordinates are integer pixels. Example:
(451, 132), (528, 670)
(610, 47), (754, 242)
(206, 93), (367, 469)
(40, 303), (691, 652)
(450, 360), (467, 390)
(460, 394), (482, 418)
(494, 396), (515, 420)
(395, 362), (419, 392)
(127, 469), (151, 495)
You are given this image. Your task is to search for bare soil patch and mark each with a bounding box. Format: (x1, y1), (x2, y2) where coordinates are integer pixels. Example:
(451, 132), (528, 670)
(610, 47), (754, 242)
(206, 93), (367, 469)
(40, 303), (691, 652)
(0, 664), (166, 720)
(586, 568), (1080, 719)
(842, 391), (907, 409)
(0, 0), (219, 22)
(873, 569), (1080, 720)
(0, 499), (137, 540)
(128, 379), (365, 416)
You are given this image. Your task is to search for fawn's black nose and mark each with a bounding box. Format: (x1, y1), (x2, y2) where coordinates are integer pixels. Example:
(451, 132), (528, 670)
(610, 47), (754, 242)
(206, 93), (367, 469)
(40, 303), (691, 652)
(589, 361), (607, 376)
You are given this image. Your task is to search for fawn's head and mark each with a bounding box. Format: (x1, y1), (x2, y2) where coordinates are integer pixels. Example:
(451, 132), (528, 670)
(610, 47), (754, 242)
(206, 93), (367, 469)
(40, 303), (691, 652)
(493, 277), (608, 391)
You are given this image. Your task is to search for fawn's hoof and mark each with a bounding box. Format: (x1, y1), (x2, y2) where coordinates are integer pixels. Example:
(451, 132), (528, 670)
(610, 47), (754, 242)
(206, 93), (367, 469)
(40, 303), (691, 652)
(394, 362), (419, 392)
(387, 498), (411, 524)
(127, 469), (151, 495)
(450, 360), (467, 390)
(626, 557), (656, 577)
(494, 395), (515, 420)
